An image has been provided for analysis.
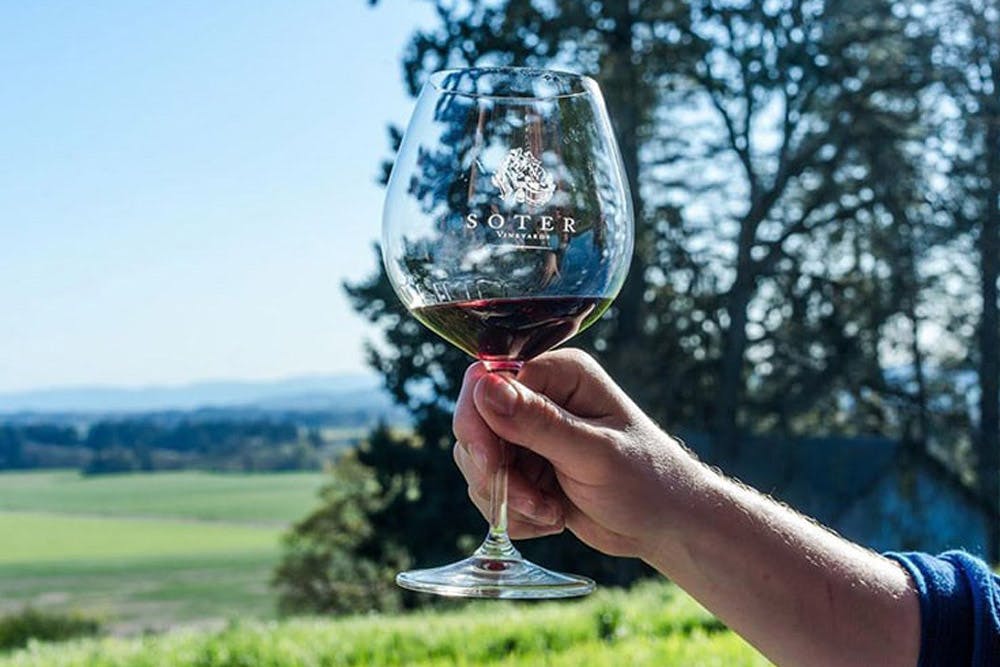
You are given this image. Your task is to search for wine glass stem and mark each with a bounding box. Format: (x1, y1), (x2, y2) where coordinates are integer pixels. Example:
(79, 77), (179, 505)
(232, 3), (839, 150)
(488, 435), (510, 535)
(476, 365), (521, 560)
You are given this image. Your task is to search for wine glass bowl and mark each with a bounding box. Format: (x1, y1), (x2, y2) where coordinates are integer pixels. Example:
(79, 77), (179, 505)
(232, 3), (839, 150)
(382, 66), (634, 598)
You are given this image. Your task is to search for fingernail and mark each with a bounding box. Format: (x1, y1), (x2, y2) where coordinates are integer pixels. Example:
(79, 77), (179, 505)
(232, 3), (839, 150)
(536, 500), (561, 526)
(483, 375), (519, 416)
(512, 496), (560, 526)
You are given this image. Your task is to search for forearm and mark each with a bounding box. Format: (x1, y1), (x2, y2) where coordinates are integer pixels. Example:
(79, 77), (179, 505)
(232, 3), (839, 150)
(640, 454), (920, 667)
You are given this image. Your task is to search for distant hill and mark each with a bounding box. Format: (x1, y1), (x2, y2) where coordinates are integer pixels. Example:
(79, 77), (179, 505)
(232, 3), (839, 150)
(0, 374), (406, 423)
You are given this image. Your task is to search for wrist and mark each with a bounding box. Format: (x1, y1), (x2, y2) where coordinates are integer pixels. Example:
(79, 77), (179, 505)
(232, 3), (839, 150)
(634, 434), (720, 570)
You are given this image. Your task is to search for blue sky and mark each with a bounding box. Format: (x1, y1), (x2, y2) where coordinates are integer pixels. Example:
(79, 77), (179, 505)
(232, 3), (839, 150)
(0, 2), (434, 392)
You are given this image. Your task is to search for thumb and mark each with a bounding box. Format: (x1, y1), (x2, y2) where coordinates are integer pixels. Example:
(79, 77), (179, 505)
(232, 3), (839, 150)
(472, 373), (608, 469)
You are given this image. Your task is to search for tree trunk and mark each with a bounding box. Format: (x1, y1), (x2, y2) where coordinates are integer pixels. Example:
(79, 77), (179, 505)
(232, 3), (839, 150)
(910, 310), (930, 449)
(596, 1), (650, 585)
(604, 1), (645, 349)
(715, 224), (756, 458)
(896, 198), (929, 450)
(979, 104), (1000, 563)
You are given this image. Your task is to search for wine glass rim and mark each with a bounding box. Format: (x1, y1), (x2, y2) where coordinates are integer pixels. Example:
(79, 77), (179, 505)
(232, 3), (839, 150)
(427, 66), (598, 101)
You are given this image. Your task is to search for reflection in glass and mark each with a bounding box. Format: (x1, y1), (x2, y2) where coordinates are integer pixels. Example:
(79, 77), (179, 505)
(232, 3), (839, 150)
(382, 67), (633, 598)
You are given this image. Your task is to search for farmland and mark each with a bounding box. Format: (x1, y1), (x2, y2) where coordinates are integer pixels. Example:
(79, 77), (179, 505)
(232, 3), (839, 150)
(0, 470), (326, 632)
(0, 470), (326, 524)
(0, 470), (772, 665)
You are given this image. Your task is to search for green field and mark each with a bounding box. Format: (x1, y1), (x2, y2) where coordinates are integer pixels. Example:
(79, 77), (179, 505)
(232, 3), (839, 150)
(0, 471), (326, 632)
(0, 470), (325, 524)
(0, 581), (771, 666)
(0, 470), (772, 665)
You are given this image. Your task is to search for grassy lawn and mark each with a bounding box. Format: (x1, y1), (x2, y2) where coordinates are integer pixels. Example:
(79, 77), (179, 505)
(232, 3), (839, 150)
(0, 581), (772, 666)
(0, 471), (326, 632)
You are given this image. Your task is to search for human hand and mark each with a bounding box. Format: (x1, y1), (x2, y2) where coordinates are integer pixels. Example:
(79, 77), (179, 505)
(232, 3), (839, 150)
(455, 349), (922, 667)
(452, 349), (703, 561)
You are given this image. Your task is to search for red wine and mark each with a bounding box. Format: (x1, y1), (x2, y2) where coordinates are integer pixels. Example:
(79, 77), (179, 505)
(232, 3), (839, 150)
(412, 296), (611, 365)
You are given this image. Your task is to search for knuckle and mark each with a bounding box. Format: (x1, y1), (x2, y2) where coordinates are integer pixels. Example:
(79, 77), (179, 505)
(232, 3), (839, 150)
(468, 474), (490, 500)
(467, 485), (489, 513)
(559, 347), (595, 368)
(451, 414), (469, 442)
(452, 407), (480, 444)
(572, 349), (603, 377)
(453, 443), (484, 486)
(515, 359), (548, 390)
(549, 348), (602, 383)
(462, 362), (485, 385)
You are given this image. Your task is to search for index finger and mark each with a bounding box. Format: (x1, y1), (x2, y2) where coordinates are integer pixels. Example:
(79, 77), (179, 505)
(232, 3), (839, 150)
(517, 349), (633, 422)
(453, 362), (501, 463)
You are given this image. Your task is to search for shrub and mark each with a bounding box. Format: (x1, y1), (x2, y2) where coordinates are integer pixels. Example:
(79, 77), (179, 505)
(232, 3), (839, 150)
(0, 608), (101, 652)
(272, 450), (410, 615)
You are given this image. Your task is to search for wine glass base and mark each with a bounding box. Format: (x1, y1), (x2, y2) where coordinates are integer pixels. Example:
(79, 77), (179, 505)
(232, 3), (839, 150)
(396, 555), (595, 599)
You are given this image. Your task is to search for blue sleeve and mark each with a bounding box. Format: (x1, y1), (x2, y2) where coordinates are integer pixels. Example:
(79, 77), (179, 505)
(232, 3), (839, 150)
(884, 550), (1000, 667)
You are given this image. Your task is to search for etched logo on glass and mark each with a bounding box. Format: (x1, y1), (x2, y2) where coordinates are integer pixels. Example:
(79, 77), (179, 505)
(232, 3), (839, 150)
(491, 148), (556, 206)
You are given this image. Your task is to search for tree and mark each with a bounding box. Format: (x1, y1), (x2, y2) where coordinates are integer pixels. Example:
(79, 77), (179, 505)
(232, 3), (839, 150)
(649, 2), (937, 447)
(334, 0), (948, 585)
(82, 446), (140, 476)
(273, 436), (410, 615)
(365, 0), (936, 437)
(0, 427), (24, 469)
(938, 0), (1000, 561)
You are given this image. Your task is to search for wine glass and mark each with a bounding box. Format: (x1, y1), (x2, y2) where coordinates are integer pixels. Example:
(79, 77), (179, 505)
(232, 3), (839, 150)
(381, 67), (634, 598)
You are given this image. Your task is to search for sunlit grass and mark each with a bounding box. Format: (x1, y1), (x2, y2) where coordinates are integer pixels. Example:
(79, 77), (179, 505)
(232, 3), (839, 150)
(0, 512), (278, 564)
(0, 471), (327, 630)
(0, 581), (771, 666)
(0, 470), (325, 524)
